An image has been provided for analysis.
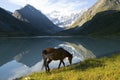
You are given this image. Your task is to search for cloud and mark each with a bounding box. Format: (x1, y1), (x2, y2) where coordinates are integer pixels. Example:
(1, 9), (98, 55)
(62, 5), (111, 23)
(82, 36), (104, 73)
(8, 0), (90, 14)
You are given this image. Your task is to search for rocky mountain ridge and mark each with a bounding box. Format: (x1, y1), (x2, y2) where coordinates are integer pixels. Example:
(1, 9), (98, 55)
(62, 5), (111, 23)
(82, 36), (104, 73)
(0, 4), (63, 36)
(71, 0), (120, 28)
(57, 0), (120, 36)
(13, 4), (62, 35)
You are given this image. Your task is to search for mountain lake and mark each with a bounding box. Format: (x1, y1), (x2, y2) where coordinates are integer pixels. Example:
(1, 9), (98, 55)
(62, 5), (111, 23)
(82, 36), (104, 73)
(0, 36), (120, 80)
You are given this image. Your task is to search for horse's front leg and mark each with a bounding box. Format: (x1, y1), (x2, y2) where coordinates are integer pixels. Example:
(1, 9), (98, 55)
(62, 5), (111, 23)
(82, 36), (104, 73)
(58, 60), (62, 69)
(62, 61), (65, 67)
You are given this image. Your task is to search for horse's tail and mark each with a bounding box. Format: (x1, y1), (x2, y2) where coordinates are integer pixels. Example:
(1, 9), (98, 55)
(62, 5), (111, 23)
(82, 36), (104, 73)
(41, 50), (46, 70)
(41, 60), (45, 70)
(41, 58), (46, 70)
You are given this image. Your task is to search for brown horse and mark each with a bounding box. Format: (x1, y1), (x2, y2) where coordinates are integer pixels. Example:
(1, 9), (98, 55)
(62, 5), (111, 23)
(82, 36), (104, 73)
(41, 47), (73, 72)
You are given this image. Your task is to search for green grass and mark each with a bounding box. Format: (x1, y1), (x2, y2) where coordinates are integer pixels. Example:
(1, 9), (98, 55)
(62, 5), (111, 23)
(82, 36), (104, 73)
(20, 53), (120, 80)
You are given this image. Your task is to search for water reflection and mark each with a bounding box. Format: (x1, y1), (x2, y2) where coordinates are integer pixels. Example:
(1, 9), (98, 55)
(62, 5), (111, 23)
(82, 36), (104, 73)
(0, 37), (120, 80)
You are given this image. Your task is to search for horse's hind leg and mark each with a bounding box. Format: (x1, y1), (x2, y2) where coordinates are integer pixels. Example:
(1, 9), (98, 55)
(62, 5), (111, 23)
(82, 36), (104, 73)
(44, 59), (48, 72)
(47, 59), (52, 72)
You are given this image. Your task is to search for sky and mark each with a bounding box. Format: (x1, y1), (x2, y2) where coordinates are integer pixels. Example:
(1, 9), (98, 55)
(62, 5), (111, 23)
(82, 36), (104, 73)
(0, 0), (98, 14)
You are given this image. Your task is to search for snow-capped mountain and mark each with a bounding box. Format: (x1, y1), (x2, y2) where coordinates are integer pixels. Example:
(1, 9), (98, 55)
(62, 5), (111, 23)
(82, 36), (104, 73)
(46, 10), (86, 28)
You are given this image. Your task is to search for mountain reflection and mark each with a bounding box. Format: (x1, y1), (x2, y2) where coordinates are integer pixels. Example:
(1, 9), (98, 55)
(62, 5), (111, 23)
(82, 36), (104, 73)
(0, 37), (120, 80)
(0, 37), (96, 67)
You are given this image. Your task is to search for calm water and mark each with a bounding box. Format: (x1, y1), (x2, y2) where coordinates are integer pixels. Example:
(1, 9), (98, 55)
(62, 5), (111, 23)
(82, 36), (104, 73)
(0, 37), (120, 80)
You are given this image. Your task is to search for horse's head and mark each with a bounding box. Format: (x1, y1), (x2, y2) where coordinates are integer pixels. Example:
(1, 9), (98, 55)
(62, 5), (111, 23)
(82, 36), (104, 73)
(68, 54), (73, 64)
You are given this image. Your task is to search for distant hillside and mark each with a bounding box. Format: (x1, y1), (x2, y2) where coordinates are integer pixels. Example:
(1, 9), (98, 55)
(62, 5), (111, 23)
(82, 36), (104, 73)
(0, 7), (39, 36)
(58, 0), (120, 36)
(71, 0), (120, 28)
(76, 10), (120, 36)
(13, 4), (62, 35)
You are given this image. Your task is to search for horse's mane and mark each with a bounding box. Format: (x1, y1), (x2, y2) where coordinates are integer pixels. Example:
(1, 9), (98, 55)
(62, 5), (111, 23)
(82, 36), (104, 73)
(58, 47), (72, 56)
(43, 47), (72, 57)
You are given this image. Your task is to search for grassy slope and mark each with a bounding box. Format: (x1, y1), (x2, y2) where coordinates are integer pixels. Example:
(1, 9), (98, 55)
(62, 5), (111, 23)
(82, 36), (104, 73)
(21, 53), (120, 80)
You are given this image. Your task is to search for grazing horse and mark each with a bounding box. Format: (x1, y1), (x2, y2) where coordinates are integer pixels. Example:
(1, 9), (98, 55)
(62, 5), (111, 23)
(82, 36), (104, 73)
(41, 47), (73, 72)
